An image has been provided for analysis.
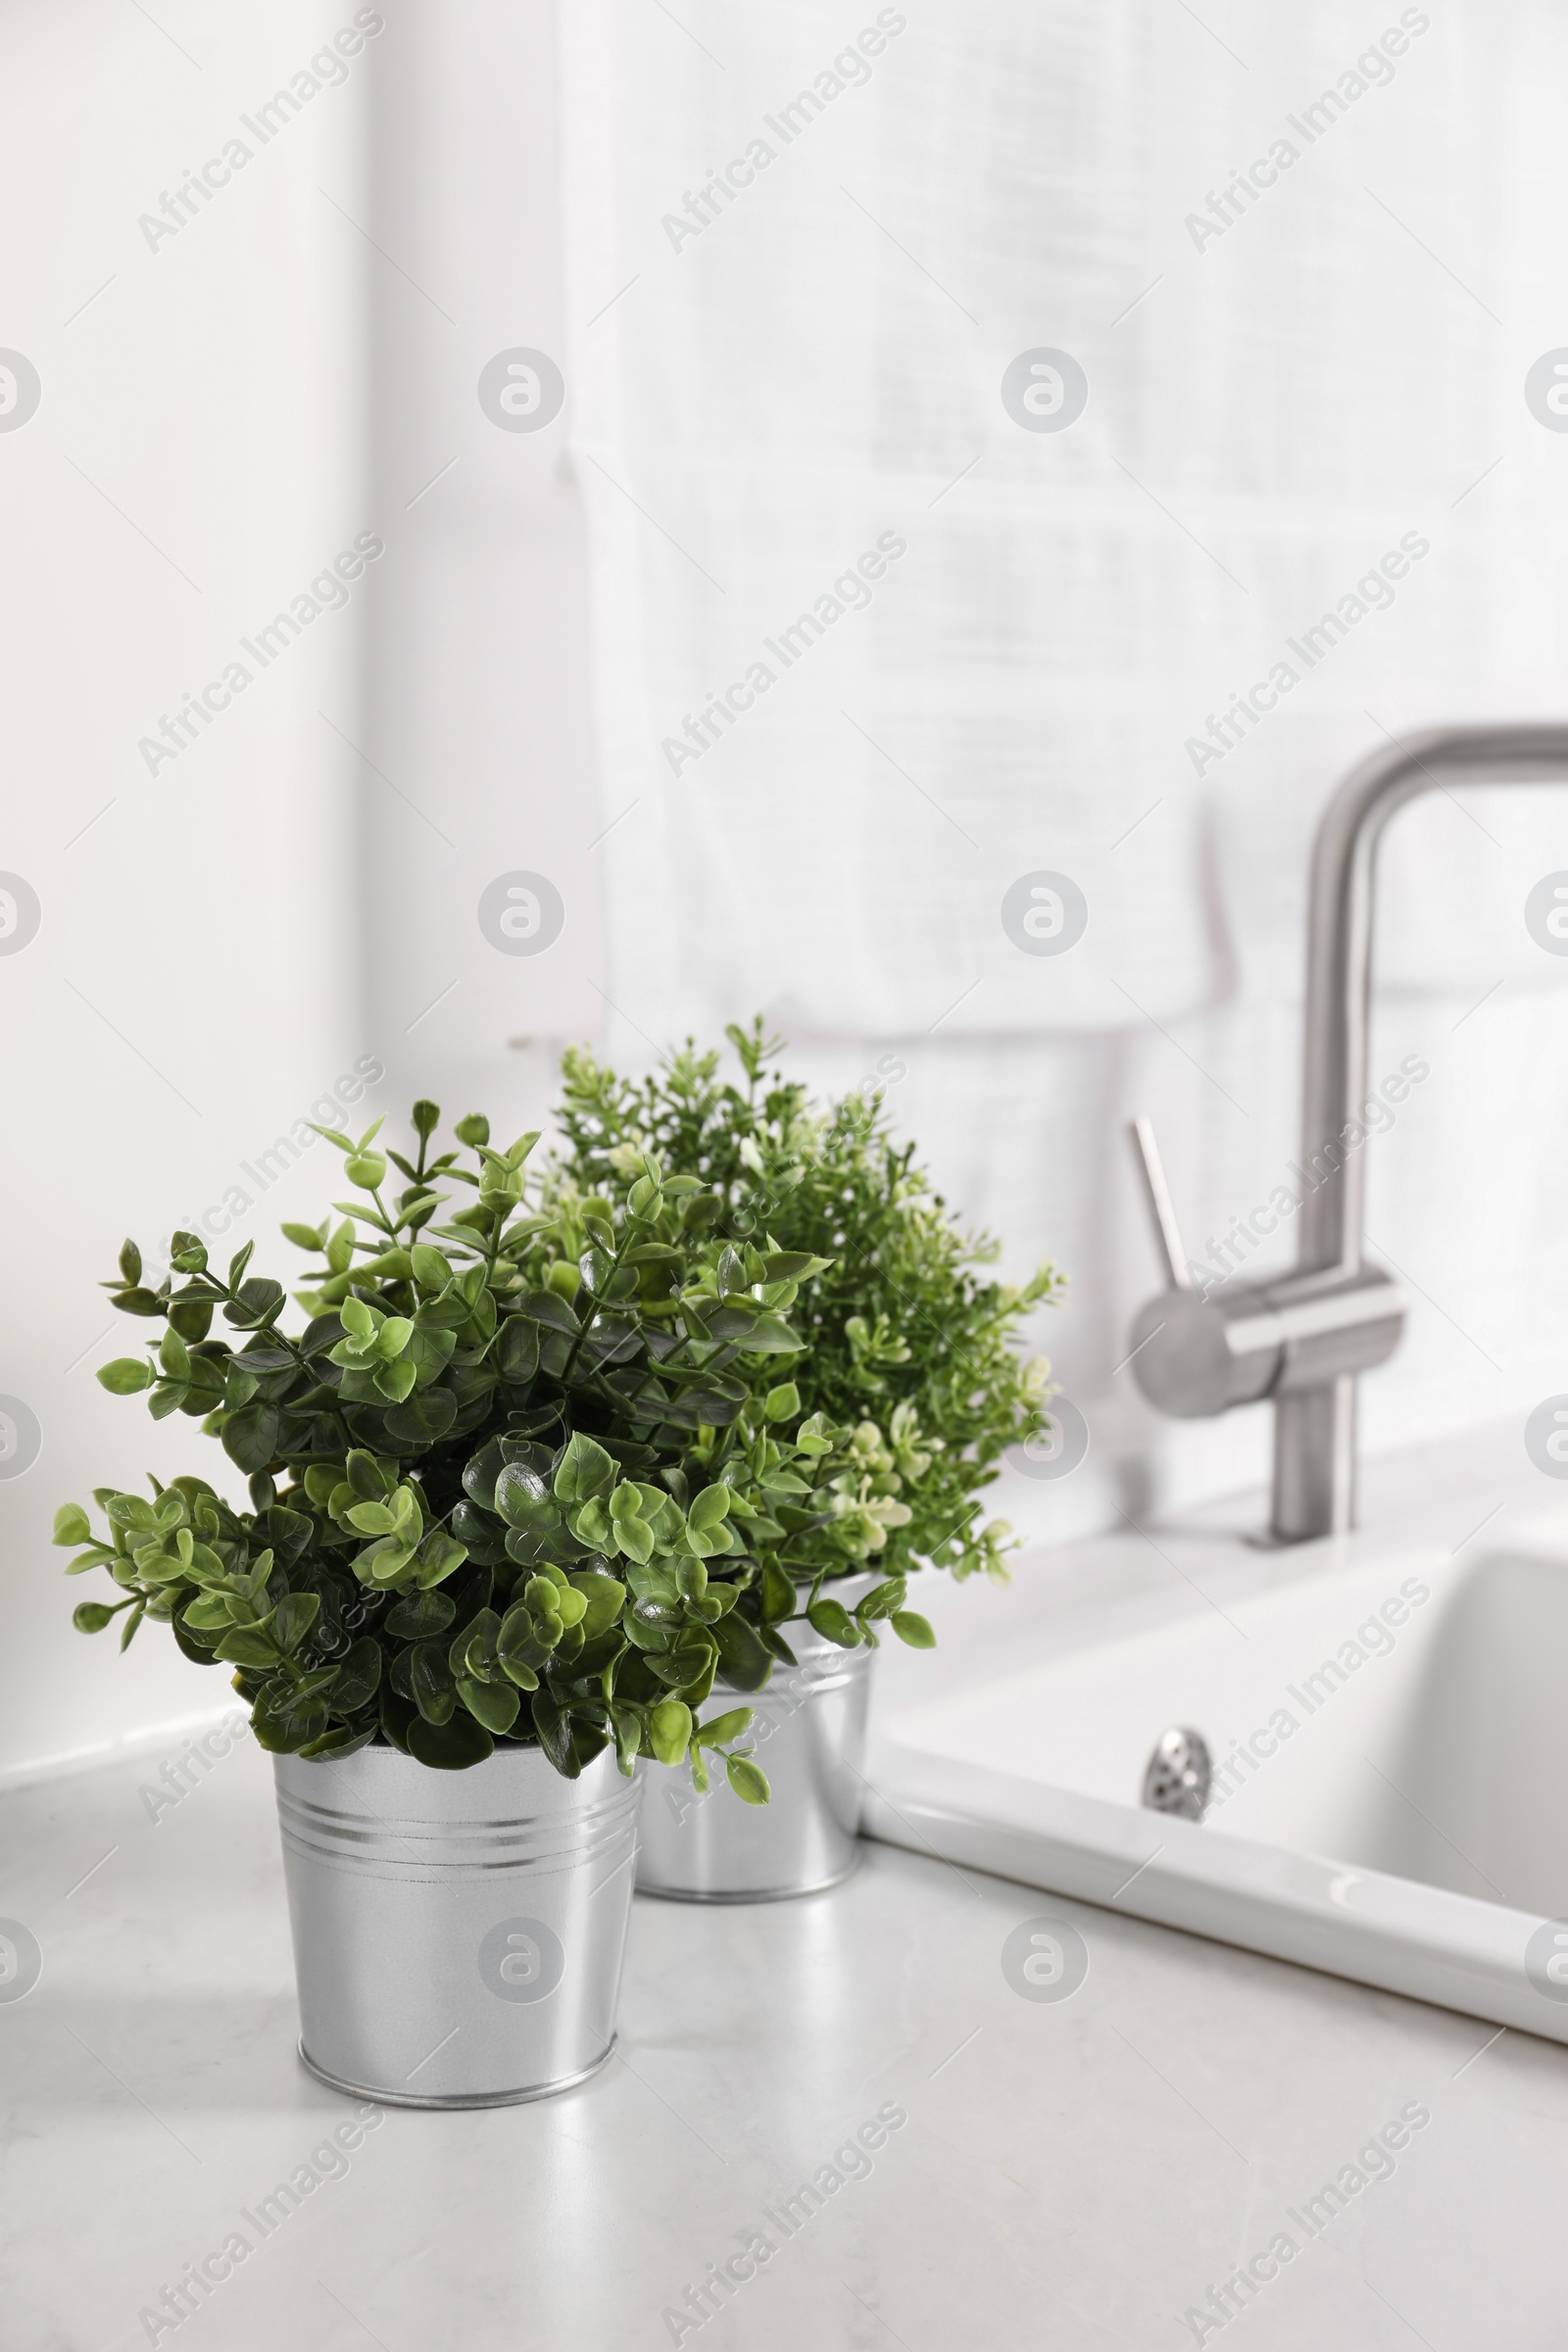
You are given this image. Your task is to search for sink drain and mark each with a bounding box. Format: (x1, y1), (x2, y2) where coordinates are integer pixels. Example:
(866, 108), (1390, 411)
(1142, 1727), (1212, 1821)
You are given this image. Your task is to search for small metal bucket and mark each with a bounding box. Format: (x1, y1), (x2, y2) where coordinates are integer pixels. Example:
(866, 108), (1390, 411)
(273, 1741), (643, 2108)
(635, 1605), (874, 1903)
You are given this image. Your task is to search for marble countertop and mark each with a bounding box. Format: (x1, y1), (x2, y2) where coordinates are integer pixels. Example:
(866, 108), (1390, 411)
(5, 1431), (1568, 2350)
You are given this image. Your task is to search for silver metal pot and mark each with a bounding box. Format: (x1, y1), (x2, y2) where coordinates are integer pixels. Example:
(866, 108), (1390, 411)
(273, 1740), (643, 2109)
(635, 1595), (875, 1903)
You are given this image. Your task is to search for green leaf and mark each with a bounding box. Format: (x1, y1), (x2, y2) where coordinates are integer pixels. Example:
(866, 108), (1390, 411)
(300, 1723), (378, 1761)
(345, 1448), (387, 1498)
(288, 1666), (343, 1704)
(553, 1432), (616, 1504)
(180, 1595), (234, 1632)
(458, 1677), (520, 1735)
(159, 1327), (191, 1379)
(694, 1706), (752, 1747)
(530, 1691), (576, 1776)
(273, 1592), (320, 1653)
(281, 1221), (327, 1251)
(494, 1462), (558, 1532)
(221, 1401), (281, 1475)
(759, 1562), (797, 1624)
(385, 1590), (457, 1641)
(215, 1625), (283, 1668)
(566, 1571), (625, 1640)
(724, 1753), (770, 1806)
(332, 1638), (383, 1712)
(454, 1113), (490, 1148)
(407, 1241), (447, 1287)
(807, 1598), (862, 1649)
(97, 1357), (153, 1396)
(110, 1287), (167, 1317)
(450, 1605), (502, 1683)
(763, 1380), (801, 1420)
(73, 1601), (117, 1634)
(647, 1698), (693, 1766)
(225, 1276), (285, 1330)
(345, 1499), (397, 1536)
(413, 1530), (468, 1590)
(53, 1503), (91, 1547)
(411, 1641), (457, 1724)
(518, 1288), (580, 1336)
(496, 1316), (541, 1382)
(675, 1556), (709, 1603)
(891, 1610), (936, 1648)
(711, 1614), (774, 1691)
(406, 1711), (494, 1770)
(118, 1239), (143, 1286)
(739, 1313), (804, 1355)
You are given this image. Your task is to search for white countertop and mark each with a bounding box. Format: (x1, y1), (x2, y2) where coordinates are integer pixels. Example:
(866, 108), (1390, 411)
(6, 1428), (1568, 2350)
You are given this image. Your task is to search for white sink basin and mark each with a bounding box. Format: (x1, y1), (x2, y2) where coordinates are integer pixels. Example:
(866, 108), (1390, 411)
(865, 1428), (1568, 2042)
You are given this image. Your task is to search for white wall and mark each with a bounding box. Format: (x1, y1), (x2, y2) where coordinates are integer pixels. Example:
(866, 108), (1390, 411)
(556, 0), (1568, 1548)
(359, 0), (605, 1133)
(0, 4), (377, 1777)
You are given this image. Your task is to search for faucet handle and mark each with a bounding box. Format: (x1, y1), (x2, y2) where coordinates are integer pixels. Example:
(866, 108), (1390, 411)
(1128, 1116), (1192, 1291)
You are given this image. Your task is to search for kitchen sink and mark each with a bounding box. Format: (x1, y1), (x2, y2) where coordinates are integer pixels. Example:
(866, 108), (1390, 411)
(864, 1425), (1568, 2042)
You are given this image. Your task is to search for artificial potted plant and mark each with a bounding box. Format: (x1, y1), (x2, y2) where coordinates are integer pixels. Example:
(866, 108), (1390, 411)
(57, 1104), (814, 2105)
(552, 1021), (1063, 1900)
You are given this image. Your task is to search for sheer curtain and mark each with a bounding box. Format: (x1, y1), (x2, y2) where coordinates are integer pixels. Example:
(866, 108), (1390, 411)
(559, 0), (1568, 1538)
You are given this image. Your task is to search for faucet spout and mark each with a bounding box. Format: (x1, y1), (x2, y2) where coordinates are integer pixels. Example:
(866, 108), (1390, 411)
(1273, 723), (1568, 1539)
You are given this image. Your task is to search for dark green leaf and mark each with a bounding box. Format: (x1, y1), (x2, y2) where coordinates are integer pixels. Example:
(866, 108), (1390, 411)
(215, 1625), (283, 1668)
(299, 1722), (378, 1760)
(332, 1637), (383, 1711)
(711, 1614), (774, 1691)
(411, 1641), (457, 1723)
(518, 1289), (579, 1336)
(530, 1691), (576, 1776)
(807, 1598), (862, 1649)
(273, 1592), (320, 1653)
(458, 1677), (520, 1735)
(111, 1288), (167, 1318)
(384, 1387), (458, 1446)
(220, 1401), (281, 1475)
(384, 1591), (456, 1640)
(759, 1562), (797, 1623)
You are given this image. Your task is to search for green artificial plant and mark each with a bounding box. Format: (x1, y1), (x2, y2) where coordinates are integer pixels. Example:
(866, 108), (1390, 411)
(55, 1103), (881, 1790)
(552, 1018), (1064, 1610)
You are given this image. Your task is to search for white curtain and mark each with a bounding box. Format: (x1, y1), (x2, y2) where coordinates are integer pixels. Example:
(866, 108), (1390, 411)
(559, 0), (1568, 1538)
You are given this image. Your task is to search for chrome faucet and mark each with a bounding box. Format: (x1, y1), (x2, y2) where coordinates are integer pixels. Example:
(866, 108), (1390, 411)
(1126, 724), (1568, 1543)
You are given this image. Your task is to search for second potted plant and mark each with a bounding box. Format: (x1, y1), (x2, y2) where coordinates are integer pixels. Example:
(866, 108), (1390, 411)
(553, 1020), (1064, 1900)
